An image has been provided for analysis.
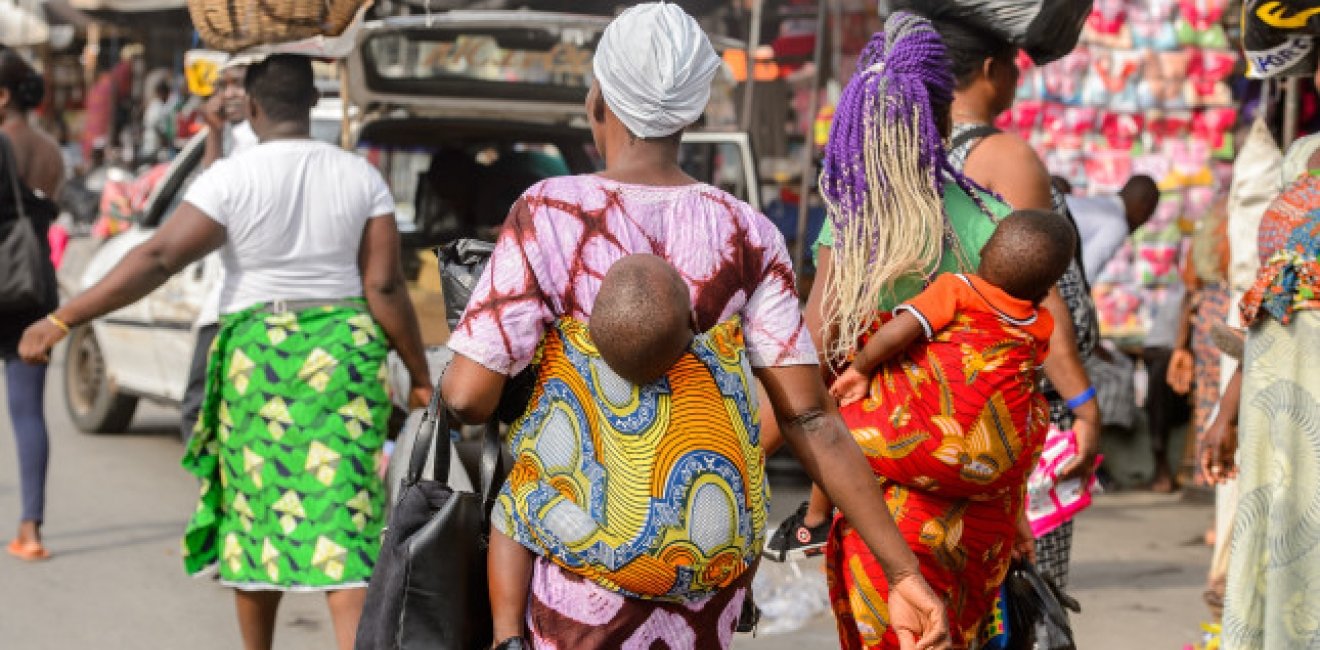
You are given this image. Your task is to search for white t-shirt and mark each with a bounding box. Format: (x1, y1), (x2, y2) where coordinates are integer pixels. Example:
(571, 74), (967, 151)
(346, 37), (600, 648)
(1065, 194), (1129, 282)
(226, 121), (259, 157)
(197, 121), (263, 328)
(185, 139), (394, 316)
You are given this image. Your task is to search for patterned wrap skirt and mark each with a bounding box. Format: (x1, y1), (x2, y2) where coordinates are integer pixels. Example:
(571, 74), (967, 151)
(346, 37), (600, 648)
(492, 317), (766, 646)
(181, 301), (391, 590)
(1223, 312), (1320, 649)
(825, 311), (1049, 649)
(526, 556), (753, 649)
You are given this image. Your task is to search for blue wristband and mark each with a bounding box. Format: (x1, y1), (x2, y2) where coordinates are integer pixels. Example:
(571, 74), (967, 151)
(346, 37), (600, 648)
(1065, 386), (1097, 410)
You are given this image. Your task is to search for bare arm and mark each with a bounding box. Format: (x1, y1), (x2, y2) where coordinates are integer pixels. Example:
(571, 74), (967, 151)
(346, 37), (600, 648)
(1167, 289), (1197, 395)
(851, 311), (925, 376)
(19, 203), (224, 363)
(359, 215), (431, 406)
(964, 133), (1054, 212)
(1202, 366), (1242, 484)
(441, 354), (508, 424)
(756, 364), (920, 580)
(1040, 288), (1101, 480)
(756, 363), (949, 648)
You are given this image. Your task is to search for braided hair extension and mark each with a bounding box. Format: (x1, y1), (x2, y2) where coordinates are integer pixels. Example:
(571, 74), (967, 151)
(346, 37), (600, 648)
(819, 10), (991, 364)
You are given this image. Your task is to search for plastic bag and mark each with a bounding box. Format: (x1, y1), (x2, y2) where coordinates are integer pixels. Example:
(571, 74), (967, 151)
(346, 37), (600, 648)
(983, 560), (1081, 650)
(884, 0), (1093, 65)
(434, 240), (534, 423)
(436, 239), (496, 331)
(749, 560), (831, 636)
(1026, 426), (1103, 538)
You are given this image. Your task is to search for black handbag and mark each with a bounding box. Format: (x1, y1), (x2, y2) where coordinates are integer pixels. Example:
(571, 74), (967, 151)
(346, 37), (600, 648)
(1000, 560), (1081, 650)
(0, 134), (57, 314)
(355, 391), (505, 650)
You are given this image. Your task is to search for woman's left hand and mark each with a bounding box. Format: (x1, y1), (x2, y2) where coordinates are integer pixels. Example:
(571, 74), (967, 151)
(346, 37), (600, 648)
(18, 318), (67, 365)
(1012, 510), (1036, 564)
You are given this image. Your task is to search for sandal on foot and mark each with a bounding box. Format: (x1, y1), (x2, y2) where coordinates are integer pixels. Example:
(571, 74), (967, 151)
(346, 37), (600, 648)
(7, 538), (50, 561)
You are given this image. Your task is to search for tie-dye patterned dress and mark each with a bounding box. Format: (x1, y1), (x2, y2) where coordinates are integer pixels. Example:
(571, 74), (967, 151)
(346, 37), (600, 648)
(447, 175), (817, 647)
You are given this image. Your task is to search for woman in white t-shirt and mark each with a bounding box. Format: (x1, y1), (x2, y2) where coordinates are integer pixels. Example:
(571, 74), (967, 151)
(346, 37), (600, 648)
(19, 55), (431, 650)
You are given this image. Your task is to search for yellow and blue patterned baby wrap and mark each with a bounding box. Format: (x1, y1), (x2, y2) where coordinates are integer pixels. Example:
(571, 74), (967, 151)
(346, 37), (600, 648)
(491, 317), (768, 602)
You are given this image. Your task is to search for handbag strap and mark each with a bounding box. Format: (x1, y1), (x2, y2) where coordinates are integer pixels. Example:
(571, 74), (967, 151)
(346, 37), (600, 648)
(949, 124), (1001, 158)
(0, 133), (27, 222)
(405, 383), (505, 516)
(478, 419), (503, 524)
(406, 384), (452, 486)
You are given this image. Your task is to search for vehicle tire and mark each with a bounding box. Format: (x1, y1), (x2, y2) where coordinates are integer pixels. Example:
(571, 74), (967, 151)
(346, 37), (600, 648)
(63, 324), (138, 433)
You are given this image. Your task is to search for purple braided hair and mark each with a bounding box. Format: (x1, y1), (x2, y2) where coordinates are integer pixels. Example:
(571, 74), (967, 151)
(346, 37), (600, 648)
(818, 11), (994, 363)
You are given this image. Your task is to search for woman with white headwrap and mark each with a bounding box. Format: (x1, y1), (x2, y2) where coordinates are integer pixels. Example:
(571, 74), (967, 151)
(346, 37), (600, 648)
(440, 3), (950, 649)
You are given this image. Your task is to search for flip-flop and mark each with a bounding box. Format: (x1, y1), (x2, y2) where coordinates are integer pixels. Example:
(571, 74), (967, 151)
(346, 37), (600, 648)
(6, 538), (50, 561)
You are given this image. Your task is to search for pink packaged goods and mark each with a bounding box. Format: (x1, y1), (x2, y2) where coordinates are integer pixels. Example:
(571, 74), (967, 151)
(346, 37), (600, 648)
(1026, 426), (1103, 538)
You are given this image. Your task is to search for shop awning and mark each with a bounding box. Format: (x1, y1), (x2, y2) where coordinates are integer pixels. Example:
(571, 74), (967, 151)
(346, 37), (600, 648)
(0, 4), (50, 46)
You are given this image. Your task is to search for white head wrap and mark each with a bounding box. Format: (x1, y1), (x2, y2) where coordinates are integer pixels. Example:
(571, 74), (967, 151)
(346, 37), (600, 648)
(592, 2), (722, 139)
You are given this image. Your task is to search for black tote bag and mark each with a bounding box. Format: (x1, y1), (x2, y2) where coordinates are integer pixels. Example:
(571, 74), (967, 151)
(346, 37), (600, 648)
(355, 391), (504, 650)
(0, 134), (57, 314)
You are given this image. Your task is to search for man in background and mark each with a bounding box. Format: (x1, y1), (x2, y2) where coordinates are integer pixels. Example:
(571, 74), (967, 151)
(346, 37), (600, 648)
(180, 58), (257, 442)
(1063, 174), (1160, 282)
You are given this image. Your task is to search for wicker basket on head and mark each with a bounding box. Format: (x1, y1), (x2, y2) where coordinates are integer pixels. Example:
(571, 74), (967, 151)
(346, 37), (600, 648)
(188, 0), (367, 53)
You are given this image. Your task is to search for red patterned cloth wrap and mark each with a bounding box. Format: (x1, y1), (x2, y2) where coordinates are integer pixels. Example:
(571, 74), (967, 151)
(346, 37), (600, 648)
(824, 274), (1052, 649)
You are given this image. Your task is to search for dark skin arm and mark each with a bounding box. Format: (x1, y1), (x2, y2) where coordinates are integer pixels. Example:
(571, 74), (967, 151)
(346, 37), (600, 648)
(1167, 290), (1197, 395)
(968, 133), (1101, 482)
(756, 364), (949, 650)
(19, 203), (225, 364)
(440, 354), (506, 424)
(359, 215), (432, 408)
(1201, 366), (1242, 484)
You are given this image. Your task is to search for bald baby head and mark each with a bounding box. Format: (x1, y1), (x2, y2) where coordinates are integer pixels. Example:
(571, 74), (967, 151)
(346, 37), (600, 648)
(591, 254), (695, 385)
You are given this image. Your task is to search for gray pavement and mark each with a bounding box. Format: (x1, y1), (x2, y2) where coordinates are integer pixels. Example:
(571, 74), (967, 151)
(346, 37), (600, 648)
(1, 352), (1215, 649)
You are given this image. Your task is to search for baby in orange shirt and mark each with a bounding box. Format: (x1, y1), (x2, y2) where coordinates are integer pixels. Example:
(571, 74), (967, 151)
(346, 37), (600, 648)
(829, 209), (1070, 405)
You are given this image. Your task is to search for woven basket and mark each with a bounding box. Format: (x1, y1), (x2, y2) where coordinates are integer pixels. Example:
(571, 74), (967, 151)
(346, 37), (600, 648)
(188, 0), (367, 53)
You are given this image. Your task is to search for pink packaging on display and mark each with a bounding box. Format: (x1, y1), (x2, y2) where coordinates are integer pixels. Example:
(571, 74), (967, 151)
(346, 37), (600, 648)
(1026, 426), (1103, 538)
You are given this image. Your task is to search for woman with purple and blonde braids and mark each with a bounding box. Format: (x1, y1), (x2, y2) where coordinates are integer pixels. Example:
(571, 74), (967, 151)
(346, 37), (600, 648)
(773, 11), (1054, 649)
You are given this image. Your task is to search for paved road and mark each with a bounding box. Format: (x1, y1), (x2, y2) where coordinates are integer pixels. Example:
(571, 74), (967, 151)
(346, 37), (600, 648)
(1, 353), (1214, 649)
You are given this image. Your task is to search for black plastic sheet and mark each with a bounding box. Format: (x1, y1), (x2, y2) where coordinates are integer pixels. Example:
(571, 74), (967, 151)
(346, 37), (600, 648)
(886, 0), (1094, 65)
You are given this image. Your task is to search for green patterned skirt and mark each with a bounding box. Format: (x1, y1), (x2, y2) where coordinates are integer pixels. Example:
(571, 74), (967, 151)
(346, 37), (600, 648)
(182, 301), (392, 590)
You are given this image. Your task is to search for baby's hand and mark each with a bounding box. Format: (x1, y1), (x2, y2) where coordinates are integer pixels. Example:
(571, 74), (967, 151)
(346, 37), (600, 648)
(829, 367), (871, 406)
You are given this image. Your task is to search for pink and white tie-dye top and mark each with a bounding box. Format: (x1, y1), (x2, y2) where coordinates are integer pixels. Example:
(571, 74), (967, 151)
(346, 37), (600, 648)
(447, 175), (817, 375)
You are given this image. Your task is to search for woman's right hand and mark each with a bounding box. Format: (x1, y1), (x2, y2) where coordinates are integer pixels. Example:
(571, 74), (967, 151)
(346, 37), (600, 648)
(17, 317), (66, 365)
(888, 574), (951, 650)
